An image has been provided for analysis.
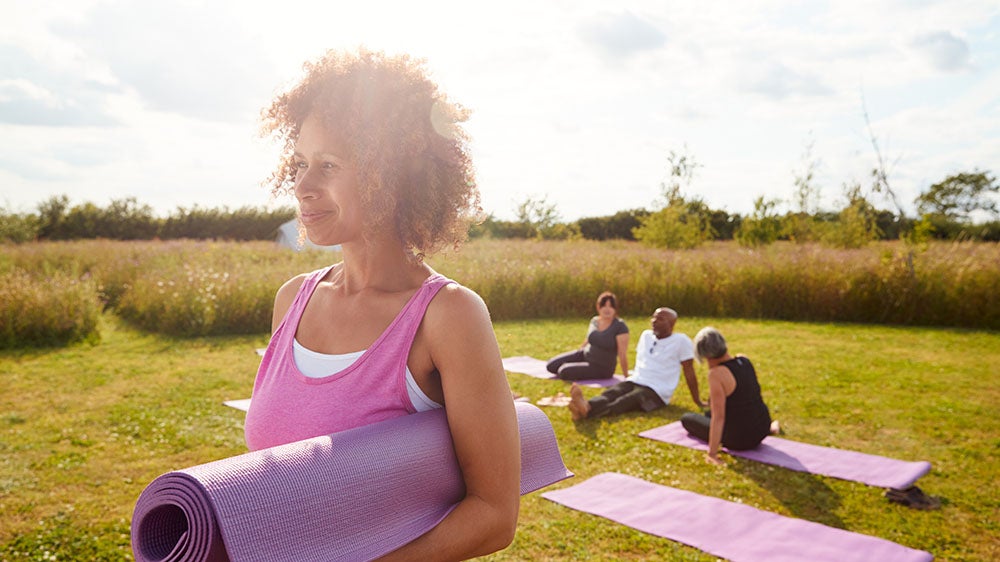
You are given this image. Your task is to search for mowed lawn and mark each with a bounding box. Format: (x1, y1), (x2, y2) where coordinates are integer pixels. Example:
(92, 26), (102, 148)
(1, 314), (998, 561)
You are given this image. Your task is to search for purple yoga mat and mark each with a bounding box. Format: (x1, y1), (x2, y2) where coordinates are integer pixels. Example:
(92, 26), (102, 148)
(132, 402), (572, 562)
(501, 355), (625, 388)
(543, 472), (933, 562)
(640, 421), (931, 490)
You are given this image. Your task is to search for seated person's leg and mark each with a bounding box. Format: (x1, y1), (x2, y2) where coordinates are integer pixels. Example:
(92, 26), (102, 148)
(596, 383), (664, 417)
(557, 361), (610, 381)
(680, 412), (711, 442)
(546, 349), (586, 375)
(573, 381), (633, 419)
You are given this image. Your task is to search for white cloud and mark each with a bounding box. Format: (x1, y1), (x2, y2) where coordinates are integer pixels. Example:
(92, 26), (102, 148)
(909, 31), (972, 71)
(577, 10), (667, 60)
(738, 61), (834, 99)
(52, 1), (283, 122)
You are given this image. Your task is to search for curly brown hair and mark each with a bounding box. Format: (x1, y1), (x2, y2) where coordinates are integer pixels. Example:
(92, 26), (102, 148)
(260, 48), (481, 258)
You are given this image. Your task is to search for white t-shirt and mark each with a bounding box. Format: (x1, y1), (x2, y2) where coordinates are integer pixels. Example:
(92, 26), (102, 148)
(626, 330), (694, 404)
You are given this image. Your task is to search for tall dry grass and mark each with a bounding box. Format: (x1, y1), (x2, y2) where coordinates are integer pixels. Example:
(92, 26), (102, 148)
(1, 239), (997, 346)
(0, 267), (101, 348)
(430, 240), (1000, 328)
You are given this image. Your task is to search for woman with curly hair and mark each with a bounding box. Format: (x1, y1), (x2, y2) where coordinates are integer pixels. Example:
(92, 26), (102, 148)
(244, 49), (519, 560)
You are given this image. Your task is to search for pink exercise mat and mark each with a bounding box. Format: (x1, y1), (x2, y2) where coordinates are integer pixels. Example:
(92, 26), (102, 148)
(640, 421), (931, 490)
(543, 472), (933, 562)
(502, 355), (625, 388)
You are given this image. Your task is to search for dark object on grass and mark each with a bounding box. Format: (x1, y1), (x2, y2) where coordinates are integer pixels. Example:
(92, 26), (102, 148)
(885, 485), (941, 510)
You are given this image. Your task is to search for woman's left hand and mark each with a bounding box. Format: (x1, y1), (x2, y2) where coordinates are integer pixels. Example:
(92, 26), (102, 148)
(705, 453), (725, 466)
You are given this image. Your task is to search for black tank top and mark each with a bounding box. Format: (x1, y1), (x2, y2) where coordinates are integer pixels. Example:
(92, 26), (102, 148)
(721, 356), (772, 450)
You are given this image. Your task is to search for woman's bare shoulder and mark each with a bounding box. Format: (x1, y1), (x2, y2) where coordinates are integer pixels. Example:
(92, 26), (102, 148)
(271, 272), (316, 332)
(425, 282), (488, 322)
(276, 273), (309, 301)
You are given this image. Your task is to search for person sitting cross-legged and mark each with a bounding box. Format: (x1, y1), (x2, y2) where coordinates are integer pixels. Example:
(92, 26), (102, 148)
(568, 307), (705, 421)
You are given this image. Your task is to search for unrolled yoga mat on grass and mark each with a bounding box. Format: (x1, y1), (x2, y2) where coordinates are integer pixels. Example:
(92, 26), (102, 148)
(640, 421), (931, 490)
(502, 355), (625, 388)
(132, 402), (572, 562)
(543, 472), (933, 562)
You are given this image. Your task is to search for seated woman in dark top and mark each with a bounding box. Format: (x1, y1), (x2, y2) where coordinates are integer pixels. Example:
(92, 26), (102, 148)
(681, 327), (780, 465)
(546, 291), (629, 381)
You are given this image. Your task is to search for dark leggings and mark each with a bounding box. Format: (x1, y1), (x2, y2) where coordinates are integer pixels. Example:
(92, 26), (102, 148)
(546, 349), (614, 381)
(680, 412), (712, 442)
(680, 412), (764, 451)
(586, 381), (664, 418)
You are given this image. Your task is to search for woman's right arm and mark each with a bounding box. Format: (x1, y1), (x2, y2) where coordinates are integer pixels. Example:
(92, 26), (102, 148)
(706, 366), (727, 465)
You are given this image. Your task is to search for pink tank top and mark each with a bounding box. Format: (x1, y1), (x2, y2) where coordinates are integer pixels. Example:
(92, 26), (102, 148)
(244, 265), (454, 451)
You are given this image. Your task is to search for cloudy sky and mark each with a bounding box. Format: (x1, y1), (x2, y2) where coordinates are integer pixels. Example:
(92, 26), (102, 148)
(2, 0), (998, 221)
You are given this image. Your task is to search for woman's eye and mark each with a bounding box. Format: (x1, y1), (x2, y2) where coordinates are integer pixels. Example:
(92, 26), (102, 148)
(322, 162), (339, 170)
(294, 160), (307, 169)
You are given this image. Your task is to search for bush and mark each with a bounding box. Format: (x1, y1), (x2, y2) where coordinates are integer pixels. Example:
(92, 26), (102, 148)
(576, 209), (649, 241)
(0, 209), (39, 243)
(735, 197), (782, 247)
(0, 268), (101, 348)
(633, 204), (712, 249)
(160, 206), (296, 240)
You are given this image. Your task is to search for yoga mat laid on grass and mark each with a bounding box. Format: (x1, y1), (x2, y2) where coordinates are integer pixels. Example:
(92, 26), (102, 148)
(502, 355), (625, 388)
(640, 421), (931, 490)
(543, 472), (933, 562)
(132, 402), (572, 562)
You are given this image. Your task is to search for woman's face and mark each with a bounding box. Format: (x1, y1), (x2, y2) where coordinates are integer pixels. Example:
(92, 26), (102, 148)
(292, 114), (364, 246)
(597, 300), (616, 318)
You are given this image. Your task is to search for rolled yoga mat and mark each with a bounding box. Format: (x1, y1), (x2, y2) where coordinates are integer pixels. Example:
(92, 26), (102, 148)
(132, 401), (572, 562)
(640, 421), (931, 490)
(542, 472), (934, 562)
(502, 355), (625, 388)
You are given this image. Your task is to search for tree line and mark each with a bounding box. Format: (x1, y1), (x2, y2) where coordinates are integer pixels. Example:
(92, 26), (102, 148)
(1, 168), (997, 247)
(0, 195), (296, 243)
(472, 167), (999, 248)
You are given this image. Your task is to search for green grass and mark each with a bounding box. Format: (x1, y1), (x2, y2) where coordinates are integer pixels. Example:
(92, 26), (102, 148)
(1, 314), (997, 560)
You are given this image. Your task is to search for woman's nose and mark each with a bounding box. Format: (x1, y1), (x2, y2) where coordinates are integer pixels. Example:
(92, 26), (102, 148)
(293, 168), (318, 200)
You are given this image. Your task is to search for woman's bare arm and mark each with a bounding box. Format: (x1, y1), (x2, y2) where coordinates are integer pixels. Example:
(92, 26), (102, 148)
(706, 366), (728, 465)
(377, 284), (520, 561)
(616, 332), (630, 375)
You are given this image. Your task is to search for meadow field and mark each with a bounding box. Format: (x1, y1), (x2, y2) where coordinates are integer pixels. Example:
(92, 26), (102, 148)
(2, 239), (999, 348)
(1, 239), (999, 560)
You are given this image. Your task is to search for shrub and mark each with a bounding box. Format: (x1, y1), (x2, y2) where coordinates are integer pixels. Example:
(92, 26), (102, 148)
(0, 268), (101, 348)
(735, 197), (782, 247)
(0, 209), (39, 243)
(633, 204), (712, 249)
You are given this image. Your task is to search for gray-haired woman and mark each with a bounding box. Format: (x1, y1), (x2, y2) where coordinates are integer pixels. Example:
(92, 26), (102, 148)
(680, 327), (780, 465)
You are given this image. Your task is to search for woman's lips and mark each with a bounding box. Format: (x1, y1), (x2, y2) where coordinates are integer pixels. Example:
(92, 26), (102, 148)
(299, 210), (334, 225)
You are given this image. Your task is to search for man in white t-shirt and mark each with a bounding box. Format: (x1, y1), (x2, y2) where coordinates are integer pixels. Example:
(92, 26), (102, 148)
(568, 307), (705, 420)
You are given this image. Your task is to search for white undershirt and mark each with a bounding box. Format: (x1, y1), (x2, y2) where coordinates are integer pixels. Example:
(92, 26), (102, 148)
(292, 339), (442, 412)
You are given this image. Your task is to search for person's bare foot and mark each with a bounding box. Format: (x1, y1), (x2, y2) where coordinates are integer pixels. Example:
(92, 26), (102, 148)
(567, 383), (590, 421)
(770, 420), (781, 435)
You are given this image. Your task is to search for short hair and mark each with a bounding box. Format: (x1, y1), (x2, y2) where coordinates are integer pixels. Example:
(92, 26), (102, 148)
(694, 327), (727, 362)
(260, 48), (481, 259)
(596, 291), (618, 311)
